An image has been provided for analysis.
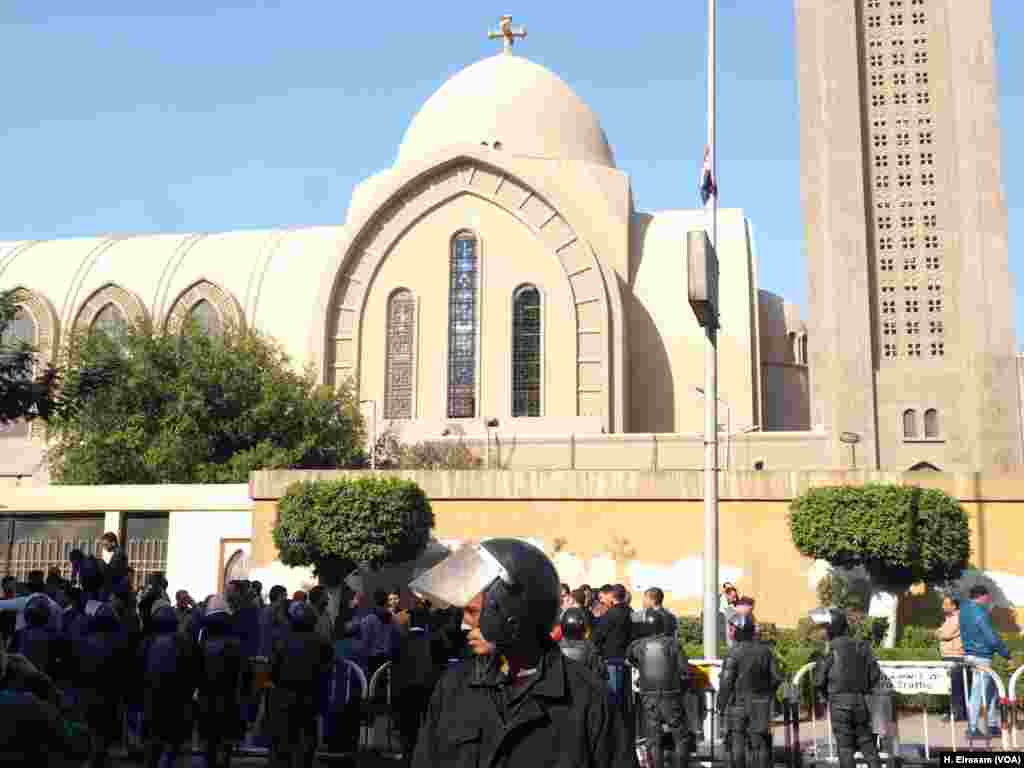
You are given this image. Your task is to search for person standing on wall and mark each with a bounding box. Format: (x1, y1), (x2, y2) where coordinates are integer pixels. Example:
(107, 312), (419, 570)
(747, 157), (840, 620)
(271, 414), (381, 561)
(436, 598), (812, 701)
(408, 540), (635, 768)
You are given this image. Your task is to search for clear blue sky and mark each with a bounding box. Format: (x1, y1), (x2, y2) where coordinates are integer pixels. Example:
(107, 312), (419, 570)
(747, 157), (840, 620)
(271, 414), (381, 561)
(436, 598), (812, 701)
(1, 2), (1021, 336)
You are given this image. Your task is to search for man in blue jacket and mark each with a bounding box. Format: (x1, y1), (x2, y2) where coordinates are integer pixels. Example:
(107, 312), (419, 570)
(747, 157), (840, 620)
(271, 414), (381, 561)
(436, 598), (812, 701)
(958, 585), (1011, 739)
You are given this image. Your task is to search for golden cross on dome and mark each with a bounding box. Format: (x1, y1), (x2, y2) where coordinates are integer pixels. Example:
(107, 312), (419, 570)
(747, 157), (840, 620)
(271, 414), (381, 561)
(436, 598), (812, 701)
(488, 15), (527, 54)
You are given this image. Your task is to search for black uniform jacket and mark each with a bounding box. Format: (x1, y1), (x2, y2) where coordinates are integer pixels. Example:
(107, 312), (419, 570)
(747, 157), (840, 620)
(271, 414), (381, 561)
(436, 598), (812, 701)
(412, 644), (637, 768)
(591, 604), (632, 660)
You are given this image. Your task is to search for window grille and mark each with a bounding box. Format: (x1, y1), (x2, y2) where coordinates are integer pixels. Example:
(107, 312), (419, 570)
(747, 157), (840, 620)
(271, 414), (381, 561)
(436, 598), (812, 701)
(447, 234), (479, 419)
(384, 289), (416, 420)
(511, 286), (542, 417)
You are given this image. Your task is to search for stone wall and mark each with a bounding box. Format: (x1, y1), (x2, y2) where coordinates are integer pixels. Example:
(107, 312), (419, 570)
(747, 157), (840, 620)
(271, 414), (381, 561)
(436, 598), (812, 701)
(250, 469), (1024, 632)
(367, 430), (834, 472)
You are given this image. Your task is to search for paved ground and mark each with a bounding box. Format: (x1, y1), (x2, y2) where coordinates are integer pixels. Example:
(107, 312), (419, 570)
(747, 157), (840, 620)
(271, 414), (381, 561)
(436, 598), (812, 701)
(773, 712), (1018, 756)
(99, 714), (1020, 765)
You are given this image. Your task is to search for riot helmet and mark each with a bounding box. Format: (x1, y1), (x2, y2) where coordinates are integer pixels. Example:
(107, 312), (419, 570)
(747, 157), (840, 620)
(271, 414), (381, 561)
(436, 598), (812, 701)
(560, 607), (588, 641)
(24, 595), (50, 628)
(809, 607), (849, 639)
(409, 539), (560, 657)
(728, 612), (756, 643)
(288, 599), (317, 630)
(643, 609), (667, 636)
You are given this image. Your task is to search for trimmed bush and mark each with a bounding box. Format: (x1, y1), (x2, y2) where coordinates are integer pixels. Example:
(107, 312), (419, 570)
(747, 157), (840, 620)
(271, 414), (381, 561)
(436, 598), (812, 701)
(273, 476), (435, 577)
(790, 485), (969, 593)
(677, 616), (703, 646)
(790, 484), (970, 646)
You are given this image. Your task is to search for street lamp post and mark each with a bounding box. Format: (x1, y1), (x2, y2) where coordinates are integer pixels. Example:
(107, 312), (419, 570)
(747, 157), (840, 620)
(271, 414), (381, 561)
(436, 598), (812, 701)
(695, 387), (731, 471)
(359, 400), (377, 470)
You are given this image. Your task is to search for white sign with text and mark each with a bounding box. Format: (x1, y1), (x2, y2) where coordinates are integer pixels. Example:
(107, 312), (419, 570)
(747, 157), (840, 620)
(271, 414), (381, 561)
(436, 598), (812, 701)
(877, 665), (951, 696)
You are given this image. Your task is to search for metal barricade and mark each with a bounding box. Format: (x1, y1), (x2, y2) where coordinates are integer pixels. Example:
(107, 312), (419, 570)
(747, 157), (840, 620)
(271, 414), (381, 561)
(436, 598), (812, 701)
(1007, 664), (1022, 750)
(788, 659), (1011, 764)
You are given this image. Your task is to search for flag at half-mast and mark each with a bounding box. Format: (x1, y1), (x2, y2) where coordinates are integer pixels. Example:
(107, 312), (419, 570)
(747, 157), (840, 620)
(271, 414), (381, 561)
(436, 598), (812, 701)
(699, 145), (717, 208)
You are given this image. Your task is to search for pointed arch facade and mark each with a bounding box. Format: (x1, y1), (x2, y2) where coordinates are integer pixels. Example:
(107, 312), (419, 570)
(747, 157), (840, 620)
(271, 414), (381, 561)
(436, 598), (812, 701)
(314, 149), (625, 431)
(163, 279), (244, 335)
(73, 283), (150, 335)
(6, 287), (60, 365)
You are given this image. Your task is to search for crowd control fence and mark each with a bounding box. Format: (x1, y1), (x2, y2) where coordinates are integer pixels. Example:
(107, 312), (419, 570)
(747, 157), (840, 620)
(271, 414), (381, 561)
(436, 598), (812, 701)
(786, 658), (1010, 765)
(1009, 664), (1023, 750)
(107, 654), (1019, 765)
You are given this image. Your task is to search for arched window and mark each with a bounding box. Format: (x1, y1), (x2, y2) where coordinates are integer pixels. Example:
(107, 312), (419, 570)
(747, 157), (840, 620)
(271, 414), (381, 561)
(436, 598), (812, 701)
(512, 285), (542, 417)
(385, 289), (417, 420)
(1, 307), (37, 380)
(902, 408), (918, 439)
(799, 334), (808, 365)
(447, 233), (479, 419)
(788, 332), (797, 362)
(91, 303), (129, 343)
(2, 307), (36, 347)
(188, 299), (223, 337)
(924, 408), (939, 438)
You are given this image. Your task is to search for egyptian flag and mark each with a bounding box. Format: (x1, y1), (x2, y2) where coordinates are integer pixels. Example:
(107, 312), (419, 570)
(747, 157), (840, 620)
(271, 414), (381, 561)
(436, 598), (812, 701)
(699, 145), (717, 208)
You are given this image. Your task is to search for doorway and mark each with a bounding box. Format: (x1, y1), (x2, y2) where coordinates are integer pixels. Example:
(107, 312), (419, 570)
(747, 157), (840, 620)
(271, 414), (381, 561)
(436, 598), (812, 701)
(219, 539), (251, 592)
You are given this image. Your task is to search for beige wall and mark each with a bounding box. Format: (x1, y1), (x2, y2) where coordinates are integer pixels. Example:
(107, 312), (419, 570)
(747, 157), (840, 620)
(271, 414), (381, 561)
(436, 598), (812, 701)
(361, 194), (580, 430)
(629, 209), (759, 435)
(762, 365), (810, 432)
(249, 468), (1024, 632)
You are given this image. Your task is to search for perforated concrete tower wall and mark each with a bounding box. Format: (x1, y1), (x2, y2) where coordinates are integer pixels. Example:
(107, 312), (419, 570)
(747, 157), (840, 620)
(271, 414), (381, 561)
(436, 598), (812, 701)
(795, 0), (1018, 471)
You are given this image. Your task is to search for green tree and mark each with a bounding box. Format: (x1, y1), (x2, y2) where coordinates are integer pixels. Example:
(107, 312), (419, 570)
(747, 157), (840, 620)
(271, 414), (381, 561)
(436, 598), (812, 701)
(47, 322), (365, 483)
(272, 476), (435, 622)
(789, 484), (970, 647)
(0, 289), (113, 425)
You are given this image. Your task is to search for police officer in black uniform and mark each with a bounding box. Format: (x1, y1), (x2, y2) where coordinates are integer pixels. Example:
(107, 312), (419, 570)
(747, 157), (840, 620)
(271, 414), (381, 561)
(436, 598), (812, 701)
(716, 614), (782, 768)
(559, 607), (608, 680)
(626, 611), (689, 768)
(409, 539), (635, 768)
(810, 608), (883, 768)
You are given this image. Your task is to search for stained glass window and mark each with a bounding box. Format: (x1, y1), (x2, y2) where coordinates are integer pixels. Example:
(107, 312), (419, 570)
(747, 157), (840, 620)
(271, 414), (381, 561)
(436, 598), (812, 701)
(385, 289), (416, 419)
(512, 285), (541, 417)
(447, 234), (478, 419)
(92, 303), (129, 343)
(189, 299), (222, 337)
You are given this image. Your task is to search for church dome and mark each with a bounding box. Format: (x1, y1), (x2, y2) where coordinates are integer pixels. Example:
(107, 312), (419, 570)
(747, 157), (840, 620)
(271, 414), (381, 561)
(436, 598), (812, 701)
(397, 54), (616, 168)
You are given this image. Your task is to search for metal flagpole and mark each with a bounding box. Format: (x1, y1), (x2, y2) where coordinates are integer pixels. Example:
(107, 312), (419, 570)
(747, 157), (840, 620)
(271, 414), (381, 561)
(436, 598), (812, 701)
(702, 0), (720, 662)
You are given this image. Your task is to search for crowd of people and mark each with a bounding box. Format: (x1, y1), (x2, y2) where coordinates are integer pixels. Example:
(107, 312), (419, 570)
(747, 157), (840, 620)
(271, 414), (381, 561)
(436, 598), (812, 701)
(15, 532), (978, 768)
(0, 532), (488, 768)
(0, 537), (773, 768)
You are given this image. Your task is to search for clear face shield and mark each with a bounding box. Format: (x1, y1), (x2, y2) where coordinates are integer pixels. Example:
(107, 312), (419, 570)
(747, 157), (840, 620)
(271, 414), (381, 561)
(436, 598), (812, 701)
(408, 542), (510, 612)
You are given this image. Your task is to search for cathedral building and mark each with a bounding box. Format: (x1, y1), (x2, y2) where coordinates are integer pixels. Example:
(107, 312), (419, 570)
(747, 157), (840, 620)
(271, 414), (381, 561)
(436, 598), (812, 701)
(0, 39), (811, 482)
(0, 3), (1017, 480)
